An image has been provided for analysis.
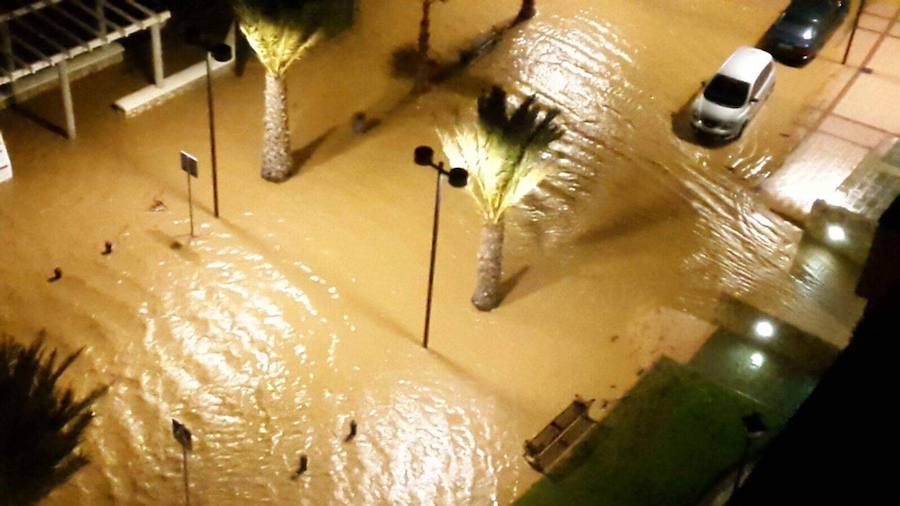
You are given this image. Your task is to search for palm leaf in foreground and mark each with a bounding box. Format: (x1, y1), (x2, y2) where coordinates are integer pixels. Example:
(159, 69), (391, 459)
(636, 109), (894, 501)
(1, 335), (106, 505)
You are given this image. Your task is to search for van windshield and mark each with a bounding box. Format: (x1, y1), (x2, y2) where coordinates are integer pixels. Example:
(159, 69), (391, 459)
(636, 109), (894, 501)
(703, 75), (750, 108)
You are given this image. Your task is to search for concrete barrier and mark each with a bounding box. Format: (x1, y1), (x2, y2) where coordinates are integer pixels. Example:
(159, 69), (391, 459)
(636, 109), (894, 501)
(0, 131), (11, 183)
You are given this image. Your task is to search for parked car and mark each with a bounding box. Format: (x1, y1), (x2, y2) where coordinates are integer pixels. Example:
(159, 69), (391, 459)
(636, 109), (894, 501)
(691, 47), (776, 141)
(762, 0), (850, 65)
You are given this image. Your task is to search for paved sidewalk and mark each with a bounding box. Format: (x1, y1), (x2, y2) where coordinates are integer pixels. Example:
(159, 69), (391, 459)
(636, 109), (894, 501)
(762, 0), (900, 222)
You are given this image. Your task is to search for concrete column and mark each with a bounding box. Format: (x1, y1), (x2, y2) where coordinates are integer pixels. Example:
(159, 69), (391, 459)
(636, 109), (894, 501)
(150, 23), (164, 87)
(97, 0), (107, 39)
(58, 61), (76, 140)
(1, 22), (15, 98)
(0, 22), (12, 74)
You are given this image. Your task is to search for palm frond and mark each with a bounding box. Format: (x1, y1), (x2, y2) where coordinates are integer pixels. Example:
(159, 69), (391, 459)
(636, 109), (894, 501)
(233, 0), (357, 76)
(1, 334), (106, 504)
(440, 86), (564, 222)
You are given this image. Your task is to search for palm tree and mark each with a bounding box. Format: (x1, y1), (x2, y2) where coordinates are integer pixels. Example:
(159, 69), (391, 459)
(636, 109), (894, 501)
(233, 0), (356, 182)
(414, 0), (448, 93)
(438, 87), (563, 311)
(515, 0), (536, 23)
(1, 335), (106, 504)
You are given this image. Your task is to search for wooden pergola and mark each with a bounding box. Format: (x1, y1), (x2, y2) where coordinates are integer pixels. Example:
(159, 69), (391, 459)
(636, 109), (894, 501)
(1, 0), (171, 138)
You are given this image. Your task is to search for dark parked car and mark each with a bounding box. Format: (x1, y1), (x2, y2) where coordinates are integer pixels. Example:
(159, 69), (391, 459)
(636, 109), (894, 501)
(762, 0), (850, 65)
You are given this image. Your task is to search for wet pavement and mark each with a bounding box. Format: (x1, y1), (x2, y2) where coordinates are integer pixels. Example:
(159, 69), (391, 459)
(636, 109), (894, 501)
(0, 0), (888, 504)
(763, 0), (900, 222)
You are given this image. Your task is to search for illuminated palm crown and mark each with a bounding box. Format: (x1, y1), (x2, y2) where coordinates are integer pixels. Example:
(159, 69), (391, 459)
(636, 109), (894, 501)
(440, 87), (563, 223)
(233, 0), (356, 76)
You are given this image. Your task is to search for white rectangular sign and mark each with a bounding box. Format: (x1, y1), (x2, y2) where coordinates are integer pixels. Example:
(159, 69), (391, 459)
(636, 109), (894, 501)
(0, 132), (11, 183)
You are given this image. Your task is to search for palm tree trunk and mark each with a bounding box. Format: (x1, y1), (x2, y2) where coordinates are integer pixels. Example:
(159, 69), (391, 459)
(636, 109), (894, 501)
(262, 71), (291, 182)
(472, 217), (505, 311)
(414, 0), (433, 93)
(515, 0), (536, 23)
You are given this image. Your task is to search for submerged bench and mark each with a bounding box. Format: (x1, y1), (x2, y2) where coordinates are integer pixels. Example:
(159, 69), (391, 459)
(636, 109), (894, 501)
(524, 396), (597, 473)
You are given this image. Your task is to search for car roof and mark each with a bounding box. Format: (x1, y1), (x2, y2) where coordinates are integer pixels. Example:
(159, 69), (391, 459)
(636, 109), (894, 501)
(718, 47), (773, 82)
(786, 0), (837, 18)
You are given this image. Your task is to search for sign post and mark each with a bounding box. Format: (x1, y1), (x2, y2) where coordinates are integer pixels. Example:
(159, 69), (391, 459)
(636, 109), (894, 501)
(171, 419), (193, 506)
(180, 151), (199, 237)
(0, 132), (12, 183)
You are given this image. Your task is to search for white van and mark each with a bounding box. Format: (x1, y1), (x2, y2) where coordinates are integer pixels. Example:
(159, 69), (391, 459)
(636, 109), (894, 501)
(691, 47), (775, 140)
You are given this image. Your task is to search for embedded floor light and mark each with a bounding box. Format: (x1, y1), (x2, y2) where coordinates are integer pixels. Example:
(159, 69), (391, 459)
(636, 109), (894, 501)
(826, 223), (847, 243)
(750, 352), (765, 368)
(753, 319), (776, 339)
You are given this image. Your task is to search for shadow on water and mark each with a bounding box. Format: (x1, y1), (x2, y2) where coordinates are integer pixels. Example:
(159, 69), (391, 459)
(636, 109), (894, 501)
(0, 333), (107, 506)
(389, 16), (516, 87)
(146, 229), (202, 262)
(297, 15), (522, 174)
(289, 127), (336, 177)
(575, 209), (675, 247)
(8, 104), (67, 139)
(443, 73), (500, 101)
(497, 266), (531, 305)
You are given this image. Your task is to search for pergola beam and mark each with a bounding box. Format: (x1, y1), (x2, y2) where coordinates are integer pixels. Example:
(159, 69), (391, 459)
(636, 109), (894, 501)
(102, 1), (141, 29)
(13, 16), (73, 58)
(49, 3), (105, 41)
(31, 8), (90, 51)
(9, 31), (53, 68)
(0, 0), (65, 24)
(125, 0), (159, 22)
(68, 0), (123, 39)
(1, 0), (172, 137)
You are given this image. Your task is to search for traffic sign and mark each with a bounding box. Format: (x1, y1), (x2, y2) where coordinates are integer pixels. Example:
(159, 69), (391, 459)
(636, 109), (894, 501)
(180, 151), (198, 178)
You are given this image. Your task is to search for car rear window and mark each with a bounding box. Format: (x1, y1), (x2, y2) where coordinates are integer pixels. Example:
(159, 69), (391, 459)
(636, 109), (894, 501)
(704, 75), (750, 108)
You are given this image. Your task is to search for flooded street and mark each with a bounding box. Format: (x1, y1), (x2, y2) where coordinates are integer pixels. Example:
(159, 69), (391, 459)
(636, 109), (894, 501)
(0, 0), (870, 504)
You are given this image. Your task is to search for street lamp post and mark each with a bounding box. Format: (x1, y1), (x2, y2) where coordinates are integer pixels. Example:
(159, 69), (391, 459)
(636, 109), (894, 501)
(206, 43), (233, 218)
(413, 146), (468, 349)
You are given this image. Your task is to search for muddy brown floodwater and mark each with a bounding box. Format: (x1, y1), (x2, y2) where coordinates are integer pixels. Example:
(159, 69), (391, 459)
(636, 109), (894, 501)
(0, 0), (869, 504)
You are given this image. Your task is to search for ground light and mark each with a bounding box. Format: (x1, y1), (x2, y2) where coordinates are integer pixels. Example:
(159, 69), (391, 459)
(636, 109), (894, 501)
(206, 43), (233, 218)
(750, 352), (765, 369)
(826, 223), (847, 244)
(413, 145), (468, 349)
(753, 319), (776, 339)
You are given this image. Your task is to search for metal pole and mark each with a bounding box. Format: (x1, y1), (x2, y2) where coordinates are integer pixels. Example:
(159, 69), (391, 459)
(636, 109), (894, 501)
(150, 23), (164, 87)
(187, 171), (195, 237)
(422, 166), (444, 349)
(57, 61), (76, 139)
(842, 0), (866, 65)
(181, 446), (191, 506)
(206, 55), (220, 218)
